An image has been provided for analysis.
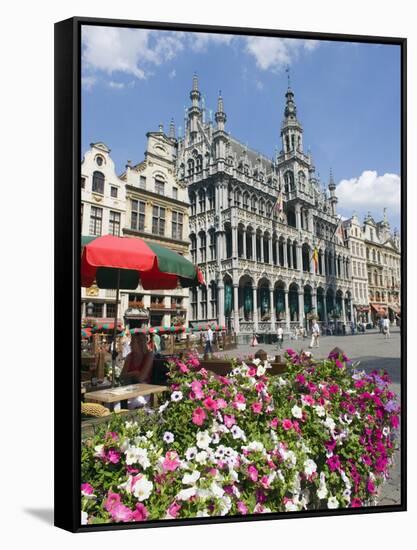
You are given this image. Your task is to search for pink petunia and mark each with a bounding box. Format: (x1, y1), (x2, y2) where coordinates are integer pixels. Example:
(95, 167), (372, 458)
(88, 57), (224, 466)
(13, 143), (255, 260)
(104, 492), (121, 513)
(367, 480), (376, 494)
(217, 398), (228, 409)
(270, 417), (279, 429)
(190, 380), (204, 399)
(251, 402), (262, 414)
(111, 504), (133, 522)
(237, 501), (248, 515)
(132, 503), (149, 521)
(350, 498), (363, 508)
(81, 483), (94, 495)
(327, 455), (341, 472)
(167, 501), (181, 519)
(162, 451), (181, 472)
(203, 396), (219, 411)
(282, 419), (293, 431)
(192, 407), (207, 426)
(178, 362), (189, 374)
(224, 414), (236, 428)
(107, 450), (121, 464)
(247, 464), (259, 482)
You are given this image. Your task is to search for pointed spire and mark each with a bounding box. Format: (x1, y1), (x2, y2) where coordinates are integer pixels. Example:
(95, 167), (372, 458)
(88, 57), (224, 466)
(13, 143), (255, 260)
(169, 118), (176, 139)
(158, 123), (164, 133)
(215, 90), (227, 130)
(328, 168), (336, 190)
(192, 72), (199, 91)
(190, 73), (201, 107)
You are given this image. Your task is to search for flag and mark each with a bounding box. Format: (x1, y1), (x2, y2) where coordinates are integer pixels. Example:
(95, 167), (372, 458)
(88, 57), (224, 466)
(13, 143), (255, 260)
(273, 191), (283, 217)
(312, 247), (319, 273)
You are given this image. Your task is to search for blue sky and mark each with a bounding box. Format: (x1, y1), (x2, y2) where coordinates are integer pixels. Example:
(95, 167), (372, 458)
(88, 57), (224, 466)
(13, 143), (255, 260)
(81, 26), (401, 230)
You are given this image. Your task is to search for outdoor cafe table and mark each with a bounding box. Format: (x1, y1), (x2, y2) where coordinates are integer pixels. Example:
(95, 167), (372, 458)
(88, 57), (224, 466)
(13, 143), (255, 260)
(84, 383), (168, 411)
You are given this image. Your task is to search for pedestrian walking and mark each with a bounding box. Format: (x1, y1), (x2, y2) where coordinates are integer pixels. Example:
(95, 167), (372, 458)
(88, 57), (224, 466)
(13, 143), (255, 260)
(277, 325), (284, 350)
(383, 317), (390, 339)
(309, 320), (320, 348)
(251, 332), (259, 347)
(204, 326), (214, 355)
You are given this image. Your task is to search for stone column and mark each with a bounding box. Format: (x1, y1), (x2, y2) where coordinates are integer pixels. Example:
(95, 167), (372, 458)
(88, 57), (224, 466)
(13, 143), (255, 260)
(295, 203), (302, 230)
(297, 244), (303, 274)
(298, 290), (305, 326)
(197, 286), (202, 321)
(270, 288), (276, 330)
(268, 237), (273, 265)
(252, 286), (259, 331)
(217, 281), (225, 326)
(260, 234), (264, 263)
(252, 233), (257, 261)
(310, 247), (315, 273)
(342, 296), (346, 323)
(242, 228), (247, 259)
(232, 226), (238, 258)
(233, 284), (240, 333)
(350, 298), (354, 322)
(284, 290), (290, 330)
(283, 241), (288, 267)
(323, 296), (328, 324)
(312, 290), (317, 314)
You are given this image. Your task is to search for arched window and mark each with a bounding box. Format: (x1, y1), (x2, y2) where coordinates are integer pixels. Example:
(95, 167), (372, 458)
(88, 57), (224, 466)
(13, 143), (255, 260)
(198, 189), (206, 213)
(187, 159), (195, 177)
(207, 187), (215, 210)
(259, 199), (265, 216)
(189, 191), (196, 216)
(196, 155), (203, 173)
(251, 196), (257, 213)
(234, 188), (241, 207)
(243, 192), (249, 210)
(298, 171), (306, 191)
(92, 171), (104, 194)
(190, 234), (197, 263)
(284, 171), (294, 193)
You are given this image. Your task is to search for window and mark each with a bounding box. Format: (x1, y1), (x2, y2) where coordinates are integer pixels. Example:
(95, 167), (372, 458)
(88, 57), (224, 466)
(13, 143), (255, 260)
(81, 177), (85, 189)
(131, 199), (146, 231)
(110, 186), (118, 198)
(92, 171), (105, 194)
(92, 302), (104, 317)
(172, 187), (178, 200)
(187, 159), (195, 177)
(190, 235), (197, 263)
(109, 211), (121, 236)
(155, 178), (165, 195)
(172, 211), (183, 240)
(152, 206), (165, 236)
(243, 193), (249, 210)
(209, 230), (216, 260)
(89, 206), (102, 236)
(139, 176), (146, 189)
(199, 232), (207, 262)
(96, 156), (104, 166)
(196, 155), (203, 173)
(190, 192), (196, 216)
(370, 229), (374, 241)
(207, 187), (215, 210)
(190, 288), (197, 320)
(106, 303), (116, 318)
(198, 189), (206, 213)
(201, 286), (207, 318)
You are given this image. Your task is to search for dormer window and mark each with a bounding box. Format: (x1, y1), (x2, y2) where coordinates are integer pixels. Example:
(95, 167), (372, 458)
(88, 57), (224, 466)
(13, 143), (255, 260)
(96, 155), (104, 167)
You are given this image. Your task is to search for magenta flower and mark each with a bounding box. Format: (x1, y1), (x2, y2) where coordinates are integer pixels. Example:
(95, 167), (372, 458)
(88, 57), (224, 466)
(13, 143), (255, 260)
(367, 480), (376, 494)
(361, 455), (372, 466)
(131, 503), (149, 521)
(104, 492), (121, 513)
(350, 498), (362, 508)
(162, 451), (181, 472)
(190, 380), (204, 399)
(192, 407), (207, 426)
(247, 464), (259, 482)
(295, 373), (306, 385)
(107, 450), (121, 464)
(327, 455), (341, 472)
(203, 396), (219, 411)
(217, 398), (228, 409)
(251, 402), (262, 414)
(167, 501), (181, 519)
(282, 419), (293, 431)
(81, 483), (94, 496)
(391, 415), (399, 428)
(335, 359), (344, 369)
(286, 348), (296, 356)
(111, 503), (133, 523)
(237, 501), (248, 515)
(270, 417), (279, 429)
(178, 362), (189, 374)
(105, 431), (118, 441)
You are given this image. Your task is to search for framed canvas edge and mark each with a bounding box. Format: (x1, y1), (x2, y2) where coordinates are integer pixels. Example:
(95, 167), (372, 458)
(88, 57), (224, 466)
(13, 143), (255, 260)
(54, 16), (407, 534)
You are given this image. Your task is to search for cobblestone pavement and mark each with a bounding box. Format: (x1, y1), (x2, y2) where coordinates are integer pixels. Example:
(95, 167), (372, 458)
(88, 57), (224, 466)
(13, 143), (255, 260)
(214, 327), (403, 505)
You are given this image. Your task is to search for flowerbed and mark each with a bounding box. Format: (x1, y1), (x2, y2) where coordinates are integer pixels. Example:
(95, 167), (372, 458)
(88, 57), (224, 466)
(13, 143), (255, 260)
(81, 349), (400, 524)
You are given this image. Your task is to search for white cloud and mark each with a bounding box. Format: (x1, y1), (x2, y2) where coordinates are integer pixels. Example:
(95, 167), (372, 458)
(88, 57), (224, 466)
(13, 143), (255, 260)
(169, 69), (177, 79)
(245, 36), (318, 71)
(336, 170), (401, 215)
(108, 81), (125, 89)
(190, 32), (234, 52)
(82, 27), (184, 80)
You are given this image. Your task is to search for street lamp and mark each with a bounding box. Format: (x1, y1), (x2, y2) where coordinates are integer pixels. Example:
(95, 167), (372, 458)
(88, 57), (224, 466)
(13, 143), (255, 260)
(87, 302), (94, 317)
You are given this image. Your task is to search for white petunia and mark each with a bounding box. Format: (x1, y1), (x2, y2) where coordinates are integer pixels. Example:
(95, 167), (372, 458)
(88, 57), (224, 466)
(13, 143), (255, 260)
(176, 487), (197, 501)
(291, 405), (303, 419)
(124, 447), (151, 469)
(210, 481), (225, 498)
(304, 459), (317, 477)
(195, 450), (208, 465)
(231, 425), (246, 441)
(284, 500), (299, 512)
(132, 476), (153, 501)
(314, 405), (326, 417)
(323, 416), (336, 431)
(218, 495), (232, 516)
(327, 496), (339, 509)
(383, 426), (390, 437)
(182, 470), (201, 485)
(256, 365), (266, 376)
(171, 391), (183, 402)
(252, 358), (261, 366)
(196, 509), (210, 517)
(185, 446), (198, 461)
(247, 441), (265, 453)
(158, 401), (169, 413)
(277, 377), (287, 387)
(196, 430), (212, 449)
(163, 431), (175, 444)
(81, 511), (88, 525)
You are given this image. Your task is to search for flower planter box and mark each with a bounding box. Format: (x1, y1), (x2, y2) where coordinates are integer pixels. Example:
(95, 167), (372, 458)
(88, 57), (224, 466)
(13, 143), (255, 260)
(199, 358), (287, 377)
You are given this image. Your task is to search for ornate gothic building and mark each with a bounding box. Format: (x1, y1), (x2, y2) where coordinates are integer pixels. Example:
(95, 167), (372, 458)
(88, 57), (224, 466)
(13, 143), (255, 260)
(176, 76), (353, 339)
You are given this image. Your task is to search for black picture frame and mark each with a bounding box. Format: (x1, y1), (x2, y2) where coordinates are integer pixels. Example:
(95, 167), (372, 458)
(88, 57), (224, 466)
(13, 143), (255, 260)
(54, 16), (407, 533)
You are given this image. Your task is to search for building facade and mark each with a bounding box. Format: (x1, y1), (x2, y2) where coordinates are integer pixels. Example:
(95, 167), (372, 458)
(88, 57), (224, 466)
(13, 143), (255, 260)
(342, 214), (370, 324)
(177, 76), (353, 338)
(81, 132), (190, 329)
(363, 210), (401, 324)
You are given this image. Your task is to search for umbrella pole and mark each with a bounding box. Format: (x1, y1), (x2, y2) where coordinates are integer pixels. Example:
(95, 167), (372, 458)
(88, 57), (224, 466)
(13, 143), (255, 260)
(111, 268), (121, 388)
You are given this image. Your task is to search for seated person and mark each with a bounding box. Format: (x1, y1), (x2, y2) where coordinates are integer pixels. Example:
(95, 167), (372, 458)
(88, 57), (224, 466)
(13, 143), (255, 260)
(120, 333), (154, 385)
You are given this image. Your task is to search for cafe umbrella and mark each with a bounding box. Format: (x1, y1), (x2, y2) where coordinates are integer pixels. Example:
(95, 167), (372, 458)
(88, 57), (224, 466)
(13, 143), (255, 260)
(81, 235), (205, 386)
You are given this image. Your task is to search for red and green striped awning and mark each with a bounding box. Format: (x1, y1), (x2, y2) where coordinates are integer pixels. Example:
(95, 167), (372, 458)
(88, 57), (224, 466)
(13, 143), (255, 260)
(81, 235), (205, 290)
